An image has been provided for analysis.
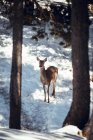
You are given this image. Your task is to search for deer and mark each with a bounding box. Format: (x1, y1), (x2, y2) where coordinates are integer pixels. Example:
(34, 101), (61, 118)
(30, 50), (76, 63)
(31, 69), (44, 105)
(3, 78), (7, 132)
(37, 57), (58, 103)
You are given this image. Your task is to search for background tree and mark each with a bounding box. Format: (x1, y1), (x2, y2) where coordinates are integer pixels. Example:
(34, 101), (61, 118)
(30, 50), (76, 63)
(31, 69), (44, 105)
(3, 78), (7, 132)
(88, 113), (93, 139)
(63, 0), (90, 129)
(9, 0), (23, 129)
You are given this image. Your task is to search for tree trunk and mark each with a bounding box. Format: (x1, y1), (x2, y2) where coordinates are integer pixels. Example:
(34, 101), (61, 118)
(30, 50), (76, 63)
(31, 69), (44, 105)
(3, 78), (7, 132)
(63, 0), (90, 129)
(9, 0), (23, 129)
(88, 114), (93, 139)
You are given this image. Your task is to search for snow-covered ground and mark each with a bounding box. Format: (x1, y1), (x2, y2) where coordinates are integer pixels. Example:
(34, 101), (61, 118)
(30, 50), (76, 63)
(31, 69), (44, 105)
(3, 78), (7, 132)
(0, 15), (73, 131)
(0, 12), (93, 139)
(0, 125), (85, 140)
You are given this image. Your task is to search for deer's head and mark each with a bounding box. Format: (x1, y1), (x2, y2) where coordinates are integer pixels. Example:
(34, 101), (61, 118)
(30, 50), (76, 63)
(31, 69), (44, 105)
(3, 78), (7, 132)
(37, 57), (47, 68)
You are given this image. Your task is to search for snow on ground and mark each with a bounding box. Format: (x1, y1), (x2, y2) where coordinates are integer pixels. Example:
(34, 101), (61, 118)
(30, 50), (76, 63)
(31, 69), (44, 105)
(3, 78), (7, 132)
(0, 15), (73, 132)
(50, 0), (67, 3)
(0, 125), (86, 140)
(21, 21), (73, 131)
(38, 0), (68, 8)
(0, 12), (93, 139)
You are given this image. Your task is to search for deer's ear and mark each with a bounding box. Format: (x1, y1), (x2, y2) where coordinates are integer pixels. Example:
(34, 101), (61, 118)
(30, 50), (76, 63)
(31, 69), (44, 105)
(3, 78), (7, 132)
(44, 58), (47, 62)
(37, 57), (39, 61)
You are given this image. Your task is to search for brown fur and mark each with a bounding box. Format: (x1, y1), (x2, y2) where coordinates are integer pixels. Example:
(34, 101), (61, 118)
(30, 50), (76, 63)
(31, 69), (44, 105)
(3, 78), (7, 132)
(37, 57), (58, 103)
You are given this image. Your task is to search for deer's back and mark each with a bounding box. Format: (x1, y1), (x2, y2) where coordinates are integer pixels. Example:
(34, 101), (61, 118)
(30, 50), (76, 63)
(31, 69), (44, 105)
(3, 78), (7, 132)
(46, 66), (58, 82)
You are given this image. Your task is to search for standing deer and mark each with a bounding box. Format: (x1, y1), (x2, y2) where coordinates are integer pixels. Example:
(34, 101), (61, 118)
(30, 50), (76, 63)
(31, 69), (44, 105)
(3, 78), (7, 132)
(37, 57), (58, 103)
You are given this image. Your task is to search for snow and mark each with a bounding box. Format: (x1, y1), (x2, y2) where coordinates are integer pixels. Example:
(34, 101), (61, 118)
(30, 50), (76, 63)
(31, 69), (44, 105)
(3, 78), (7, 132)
(0, 126), (85, 140)
(50, 0), (67, 3)
(37, 0), (68, 9)
(0, 11), (93, 139)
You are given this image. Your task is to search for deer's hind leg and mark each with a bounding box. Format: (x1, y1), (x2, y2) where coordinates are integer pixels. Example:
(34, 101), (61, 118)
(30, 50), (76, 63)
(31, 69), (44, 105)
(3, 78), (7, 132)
(47, 84), (50, 103)
(52, 82), (56, 98)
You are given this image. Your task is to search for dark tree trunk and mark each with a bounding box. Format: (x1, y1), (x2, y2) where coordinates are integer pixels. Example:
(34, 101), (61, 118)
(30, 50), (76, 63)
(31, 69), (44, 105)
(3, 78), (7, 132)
(9, 0), (23, 129)
(63, 0), (90, 129)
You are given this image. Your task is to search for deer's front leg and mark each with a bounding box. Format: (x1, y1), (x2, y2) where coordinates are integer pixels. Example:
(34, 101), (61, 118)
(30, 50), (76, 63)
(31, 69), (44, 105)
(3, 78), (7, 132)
(43, 85), (46, 102)
(47, 84), (50, 103)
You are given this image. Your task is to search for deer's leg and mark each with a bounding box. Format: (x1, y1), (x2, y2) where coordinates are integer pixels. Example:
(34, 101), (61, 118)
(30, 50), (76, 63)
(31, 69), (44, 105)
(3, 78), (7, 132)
(43, 85), (46, 102)
(52, 82), (55, 98)
(47, 84), (50, 103)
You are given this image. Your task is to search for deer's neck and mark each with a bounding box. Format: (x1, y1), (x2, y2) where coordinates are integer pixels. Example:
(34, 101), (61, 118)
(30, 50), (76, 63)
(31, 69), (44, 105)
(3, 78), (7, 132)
(40, 67), (47, 83)
(40, 67), (46, 77)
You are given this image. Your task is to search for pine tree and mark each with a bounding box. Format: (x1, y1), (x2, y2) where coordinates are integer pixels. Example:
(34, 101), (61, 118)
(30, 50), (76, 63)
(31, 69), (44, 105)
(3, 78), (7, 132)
(9, 0), (23, 129)
(63, 0), (90, 129)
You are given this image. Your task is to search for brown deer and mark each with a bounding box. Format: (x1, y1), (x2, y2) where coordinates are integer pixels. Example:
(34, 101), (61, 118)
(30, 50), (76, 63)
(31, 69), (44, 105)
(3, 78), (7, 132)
(37, 57), (58, 103)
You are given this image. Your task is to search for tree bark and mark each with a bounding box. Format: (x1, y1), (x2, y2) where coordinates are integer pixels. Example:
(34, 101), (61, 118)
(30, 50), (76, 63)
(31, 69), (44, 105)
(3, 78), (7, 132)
(9, 0), (23, 129)
(63, 0), (90, 129)
(88, 114), (93, 139)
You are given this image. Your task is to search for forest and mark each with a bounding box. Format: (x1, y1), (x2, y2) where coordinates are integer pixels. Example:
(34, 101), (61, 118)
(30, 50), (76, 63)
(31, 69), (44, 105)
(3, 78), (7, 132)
(0, 0), (93, 140)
